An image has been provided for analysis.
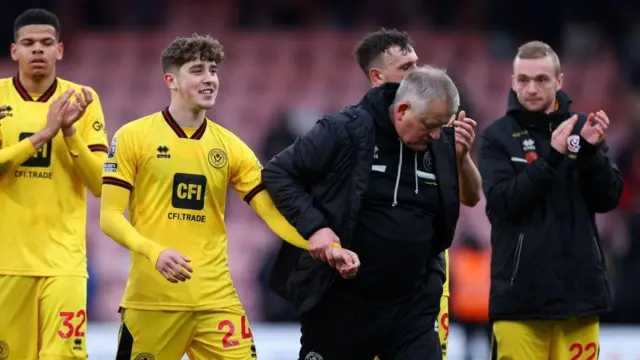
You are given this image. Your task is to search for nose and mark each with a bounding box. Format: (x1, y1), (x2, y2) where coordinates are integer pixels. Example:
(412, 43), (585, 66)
(202, 72), (215, 84)
(525, 80), (537, 95)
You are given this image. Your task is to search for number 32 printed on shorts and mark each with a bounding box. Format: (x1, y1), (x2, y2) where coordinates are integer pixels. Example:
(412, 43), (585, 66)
(58, 310), (86, 339)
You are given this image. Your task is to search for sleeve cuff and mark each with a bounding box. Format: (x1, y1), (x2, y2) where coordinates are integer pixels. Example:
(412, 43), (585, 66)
(580, 137), (600, 155)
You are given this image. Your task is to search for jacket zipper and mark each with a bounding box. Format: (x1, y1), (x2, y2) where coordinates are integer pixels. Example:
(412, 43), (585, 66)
(510, 233), (524, 286)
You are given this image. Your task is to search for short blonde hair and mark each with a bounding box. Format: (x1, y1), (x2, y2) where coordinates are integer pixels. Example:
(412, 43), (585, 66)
(515, 41), (561, 75)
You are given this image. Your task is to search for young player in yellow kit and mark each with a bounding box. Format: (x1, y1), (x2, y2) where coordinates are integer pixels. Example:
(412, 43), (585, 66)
(0, 9), (108, 360)
(100, 34), (359, 360)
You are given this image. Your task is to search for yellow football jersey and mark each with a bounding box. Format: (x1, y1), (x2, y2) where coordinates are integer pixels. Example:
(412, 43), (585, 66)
(0, 76), (108, 277)
(102, 108), (265, 311)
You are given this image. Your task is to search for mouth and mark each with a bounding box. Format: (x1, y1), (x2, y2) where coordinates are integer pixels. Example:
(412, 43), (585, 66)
(198, 89), (215, 95)
(30, 59), (46, 66)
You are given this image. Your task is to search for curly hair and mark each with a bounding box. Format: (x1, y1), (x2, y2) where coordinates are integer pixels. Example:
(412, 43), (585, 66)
(160, 33), (225, 73)
(353, 28), (413, 76)
(14, 8), (61, 40)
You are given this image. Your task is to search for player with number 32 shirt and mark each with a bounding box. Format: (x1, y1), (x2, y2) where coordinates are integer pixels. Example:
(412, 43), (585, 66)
(0, 9), (108, 360)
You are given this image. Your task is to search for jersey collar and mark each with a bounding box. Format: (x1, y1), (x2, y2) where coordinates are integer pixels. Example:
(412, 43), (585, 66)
(12, 76), (58, 102)
(161, 107), (207, 140)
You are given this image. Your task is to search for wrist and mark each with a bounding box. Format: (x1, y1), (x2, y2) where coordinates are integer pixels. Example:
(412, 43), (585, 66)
(62, 126), (76, 137)
(39, 127), (58, 141)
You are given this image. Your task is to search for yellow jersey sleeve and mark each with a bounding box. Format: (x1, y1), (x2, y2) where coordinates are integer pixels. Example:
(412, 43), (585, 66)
(79, 89), (109, 153)
(228, 134), (264, 203)
(226, 133), (309, 249)
(100, 126), (166, 263)
(102, 128), (135, 189)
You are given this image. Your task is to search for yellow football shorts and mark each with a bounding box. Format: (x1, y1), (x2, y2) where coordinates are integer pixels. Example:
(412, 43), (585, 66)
(0, 275), (88, 360)
(491, 316), (599, 360)
(116, 305), (257, 360)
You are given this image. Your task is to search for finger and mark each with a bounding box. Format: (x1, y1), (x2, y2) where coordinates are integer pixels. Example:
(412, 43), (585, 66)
(0, 105), (7, 112)
(325, 248), (336, 268)
(169, 262), (190, 282)
(74, 92), (87, 108)
(446, 114), (455, 127)
(175, 258), (193, 276)
(463, 117), (477, 129)
(335, 249), (354, 267)
(457, 110), (466, 122)
(594, 117), (608, 132)
(453, 120), (474, 133)
(82, 87), (94, 104)
(59, 89), (74, 103)
(587, 113), (595, 127)
(179, 256), (193, 272)
(597, 110), (609, 126)
(0, 113), (6, 120)
(455, 126), (473, 141)
(162, 269), (178, 283)
(595, 113), (609, 128)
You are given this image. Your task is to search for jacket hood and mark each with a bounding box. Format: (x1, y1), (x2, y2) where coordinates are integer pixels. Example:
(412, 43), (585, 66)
(506, 89), (573, 131)
(359, 82), (399, 140)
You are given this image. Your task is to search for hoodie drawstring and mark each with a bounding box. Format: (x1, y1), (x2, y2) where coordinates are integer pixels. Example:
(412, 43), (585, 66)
(392, 139), (403, 207)
(392, 139), (419, 207)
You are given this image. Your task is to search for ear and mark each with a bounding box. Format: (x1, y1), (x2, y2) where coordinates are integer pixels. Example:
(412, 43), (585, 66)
(511, 74), (516, 92)
(395, 102), (410, 121)
(164, 72), (177, 90)
(369, 68), (383, 87)
(56, 42), (64, 61)
(10, 43), (17, 61)
(556, 73), (564, 90)
(56, 42), (64, 60)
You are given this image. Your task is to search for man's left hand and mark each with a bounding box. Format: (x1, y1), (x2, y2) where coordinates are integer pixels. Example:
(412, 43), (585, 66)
(448, 110), (476, 160)
(61, 88), (94, 136)
(580, 110), (609, 146)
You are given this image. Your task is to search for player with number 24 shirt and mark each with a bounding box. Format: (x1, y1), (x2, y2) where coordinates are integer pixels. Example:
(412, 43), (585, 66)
(100, 33), (359, 359)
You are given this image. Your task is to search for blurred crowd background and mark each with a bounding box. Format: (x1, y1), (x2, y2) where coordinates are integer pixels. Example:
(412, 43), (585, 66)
(4, 0), (640, 357)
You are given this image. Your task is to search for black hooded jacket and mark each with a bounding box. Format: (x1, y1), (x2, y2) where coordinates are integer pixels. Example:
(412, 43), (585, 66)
(262, 83), (460, 314)
(478, 90), (623, 320)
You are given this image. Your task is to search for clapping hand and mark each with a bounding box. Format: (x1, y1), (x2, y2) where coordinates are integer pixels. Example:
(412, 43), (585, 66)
(448, 111), (476, 160)
(580, 110), (609, 146)
(60, 88), (94, 134)
(0, 105), (10, 121)
(550, 115), (578, 154)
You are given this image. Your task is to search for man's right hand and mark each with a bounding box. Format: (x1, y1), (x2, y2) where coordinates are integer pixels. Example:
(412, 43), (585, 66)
(333, 247), (360, 279)
(156, 248), (193, 283)
(551, 115), (578, 154)
(308, 227), (341, 267)
(43, 89), (75, 138)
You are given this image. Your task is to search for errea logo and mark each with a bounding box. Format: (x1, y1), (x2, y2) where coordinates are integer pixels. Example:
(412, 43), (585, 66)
(156, 145), (170, 159)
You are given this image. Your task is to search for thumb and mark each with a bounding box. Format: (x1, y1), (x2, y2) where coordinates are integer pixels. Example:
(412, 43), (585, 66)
(447, 114), (455, 126)
(587, 113), (595, 126)
(458, 110), (466, 122)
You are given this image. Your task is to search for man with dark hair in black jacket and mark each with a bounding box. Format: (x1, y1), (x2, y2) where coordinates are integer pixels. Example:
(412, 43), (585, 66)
(479, 41), (624, 360)
(263, 66), (472, 360)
